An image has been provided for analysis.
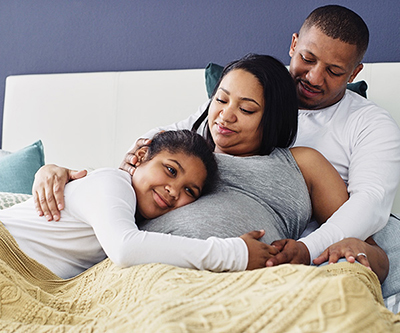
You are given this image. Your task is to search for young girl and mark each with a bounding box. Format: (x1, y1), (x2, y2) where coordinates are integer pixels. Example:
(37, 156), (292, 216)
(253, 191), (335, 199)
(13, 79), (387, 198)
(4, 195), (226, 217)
(0, 130), (275, 279)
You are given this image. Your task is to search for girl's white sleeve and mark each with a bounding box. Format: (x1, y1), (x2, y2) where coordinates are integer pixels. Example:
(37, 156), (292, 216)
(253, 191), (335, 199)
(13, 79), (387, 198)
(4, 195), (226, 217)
(65, 168), (248, 272)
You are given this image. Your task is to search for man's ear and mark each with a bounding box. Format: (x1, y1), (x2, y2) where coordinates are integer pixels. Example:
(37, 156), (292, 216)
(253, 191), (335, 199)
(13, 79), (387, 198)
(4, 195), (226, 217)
(134, 146), (149, 167)
(289, 33), (298, 57)
(348, 63), (364, 83)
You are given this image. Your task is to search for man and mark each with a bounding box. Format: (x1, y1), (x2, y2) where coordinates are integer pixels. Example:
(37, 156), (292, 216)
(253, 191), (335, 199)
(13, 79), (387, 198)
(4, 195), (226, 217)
(268, 5), (400, 266)
(33, 6), (400, 269)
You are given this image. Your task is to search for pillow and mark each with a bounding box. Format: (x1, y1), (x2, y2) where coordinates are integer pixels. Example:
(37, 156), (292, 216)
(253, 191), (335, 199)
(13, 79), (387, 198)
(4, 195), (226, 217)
(347, 80), (368, 98)
(0, 192), (31, 209)
(0, 140), (45, 194)
(205, 62), (368, 98)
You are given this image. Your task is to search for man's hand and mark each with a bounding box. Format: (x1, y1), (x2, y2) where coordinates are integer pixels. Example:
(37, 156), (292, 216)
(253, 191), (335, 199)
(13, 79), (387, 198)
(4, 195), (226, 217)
(313, 238), (371, 268)
(312, 237), (388, 283)
(266, 239), (310, 266)
(32, 164), (87, 221)
(240, 230), (279, 270)
(119, 138), (151, 175)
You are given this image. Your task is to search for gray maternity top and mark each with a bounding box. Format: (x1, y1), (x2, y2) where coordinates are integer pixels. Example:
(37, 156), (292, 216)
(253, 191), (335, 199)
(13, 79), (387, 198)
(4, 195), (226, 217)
(138, 148), (312, 244)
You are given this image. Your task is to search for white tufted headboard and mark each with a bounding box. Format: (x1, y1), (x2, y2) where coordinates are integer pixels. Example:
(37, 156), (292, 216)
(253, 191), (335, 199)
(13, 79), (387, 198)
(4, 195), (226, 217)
(2, 63), (400, 212)
(2, 69), (207, 170)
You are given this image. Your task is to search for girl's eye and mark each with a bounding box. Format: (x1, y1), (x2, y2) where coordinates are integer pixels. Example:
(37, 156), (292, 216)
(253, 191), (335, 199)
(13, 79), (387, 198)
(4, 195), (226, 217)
(166, 166), (177, 176)
(216, 97), (227, 104)
(185, 187), (196, 198)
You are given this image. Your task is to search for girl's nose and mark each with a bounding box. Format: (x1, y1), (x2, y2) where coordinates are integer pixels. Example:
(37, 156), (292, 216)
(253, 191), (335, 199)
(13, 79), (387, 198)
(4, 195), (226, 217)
(165, 184), (178, 201)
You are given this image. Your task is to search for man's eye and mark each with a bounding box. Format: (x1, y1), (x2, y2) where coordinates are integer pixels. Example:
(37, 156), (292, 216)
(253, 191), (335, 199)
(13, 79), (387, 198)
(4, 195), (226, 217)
(301, 55), (314, 63)
(328, 69), (344, 77)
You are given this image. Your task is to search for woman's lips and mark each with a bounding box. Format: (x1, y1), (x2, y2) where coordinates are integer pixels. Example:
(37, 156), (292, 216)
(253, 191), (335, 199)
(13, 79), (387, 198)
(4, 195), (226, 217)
(153, 190), (171, 209)
(216, 123), (235, 135)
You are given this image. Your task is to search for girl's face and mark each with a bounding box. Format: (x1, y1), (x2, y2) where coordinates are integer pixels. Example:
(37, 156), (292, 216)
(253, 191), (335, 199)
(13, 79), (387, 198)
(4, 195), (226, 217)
(131, 150), (207, 219)
(208, 69), (265, 156)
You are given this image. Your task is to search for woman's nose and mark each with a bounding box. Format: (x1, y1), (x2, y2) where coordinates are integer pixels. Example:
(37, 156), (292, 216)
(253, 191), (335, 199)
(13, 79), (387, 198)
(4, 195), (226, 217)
(220, 105), (236, 122)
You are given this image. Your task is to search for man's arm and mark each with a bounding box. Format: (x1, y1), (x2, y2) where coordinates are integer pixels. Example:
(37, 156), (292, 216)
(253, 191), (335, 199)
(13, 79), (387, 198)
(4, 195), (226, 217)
(32, 165), (87, 221)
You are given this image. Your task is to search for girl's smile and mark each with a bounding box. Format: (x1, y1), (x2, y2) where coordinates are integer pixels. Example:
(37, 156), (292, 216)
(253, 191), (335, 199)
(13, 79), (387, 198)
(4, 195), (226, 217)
(131, 150), (207, 219)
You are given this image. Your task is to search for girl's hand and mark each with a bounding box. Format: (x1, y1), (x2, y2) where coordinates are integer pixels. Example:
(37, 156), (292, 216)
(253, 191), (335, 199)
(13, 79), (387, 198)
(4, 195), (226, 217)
(33, 164), (87, 221)
(240, 230), (279, 270)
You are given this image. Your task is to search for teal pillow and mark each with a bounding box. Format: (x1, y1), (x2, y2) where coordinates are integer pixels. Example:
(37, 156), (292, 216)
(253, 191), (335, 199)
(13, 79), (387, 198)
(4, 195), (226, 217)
(0, 140), (45, 194)
(205, 62), (368, 98)
(205, 63), (224, 98)
(346, 80), (368, 98)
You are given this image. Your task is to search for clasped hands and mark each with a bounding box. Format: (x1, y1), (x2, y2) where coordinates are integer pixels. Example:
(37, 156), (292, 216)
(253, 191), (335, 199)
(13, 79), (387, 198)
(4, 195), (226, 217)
(264, 237), (373, 271)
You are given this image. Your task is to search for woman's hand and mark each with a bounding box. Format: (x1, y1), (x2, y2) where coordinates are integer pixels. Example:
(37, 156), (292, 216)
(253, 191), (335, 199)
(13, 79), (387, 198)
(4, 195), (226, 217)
(313, 237), (389, 283)
(32, 164), (87, 221)
(119, 138), (151, 175)
(240, 230), (279, 270)
(266, 239), (310, 266)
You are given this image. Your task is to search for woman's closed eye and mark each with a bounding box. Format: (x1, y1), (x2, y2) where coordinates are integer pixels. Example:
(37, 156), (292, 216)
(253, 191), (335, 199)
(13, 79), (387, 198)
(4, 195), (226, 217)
(240, 107), (255, 114)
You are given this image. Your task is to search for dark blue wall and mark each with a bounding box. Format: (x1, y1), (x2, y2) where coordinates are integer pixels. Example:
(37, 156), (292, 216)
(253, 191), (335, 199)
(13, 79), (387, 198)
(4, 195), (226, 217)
(1, 0), (399, 146)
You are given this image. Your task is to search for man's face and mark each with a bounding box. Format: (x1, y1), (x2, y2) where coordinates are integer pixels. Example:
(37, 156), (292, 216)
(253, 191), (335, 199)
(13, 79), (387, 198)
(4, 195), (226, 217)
(289, 26), (363, 110)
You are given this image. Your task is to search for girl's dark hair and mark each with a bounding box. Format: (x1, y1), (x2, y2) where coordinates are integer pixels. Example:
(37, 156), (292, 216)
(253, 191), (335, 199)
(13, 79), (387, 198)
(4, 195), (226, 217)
(193, 53), (298, 156)
(145, 130), (218, 194)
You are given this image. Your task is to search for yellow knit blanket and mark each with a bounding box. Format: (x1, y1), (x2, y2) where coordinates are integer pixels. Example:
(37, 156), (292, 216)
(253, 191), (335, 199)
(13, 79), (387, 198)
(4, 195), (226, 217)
(0, 223), (399, 332)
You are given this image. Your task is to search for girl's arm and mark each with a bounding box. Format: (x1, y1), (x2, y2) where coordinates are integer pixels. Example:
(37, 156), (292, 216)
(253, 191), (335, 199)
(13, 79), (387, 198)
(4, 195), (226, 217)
(66, 168), (271, 272)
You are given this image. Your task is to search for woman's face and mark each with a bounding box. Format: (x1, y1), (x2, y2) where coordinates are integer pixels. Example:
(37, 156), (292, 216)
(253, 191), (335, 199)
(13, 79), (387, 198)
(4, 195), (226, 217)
(208, 69), (265, 156)
(132, 150), (207, 219)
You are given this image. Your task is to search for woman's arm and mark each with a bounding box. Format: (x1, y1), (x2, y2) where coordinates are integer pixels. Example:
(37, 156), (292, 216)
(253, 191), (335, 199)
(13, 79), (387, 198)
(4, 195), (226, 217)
(291, 147), (349, 224)
(267, 147), (349, 266)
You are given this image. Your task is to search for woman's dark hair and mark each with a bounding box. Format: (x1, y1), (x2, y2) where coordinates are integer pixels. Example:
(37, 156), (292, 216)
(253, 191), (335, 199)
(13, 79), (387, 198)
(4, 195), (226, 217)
(145, 130), (218, 194)
(193, 53), (298, 156)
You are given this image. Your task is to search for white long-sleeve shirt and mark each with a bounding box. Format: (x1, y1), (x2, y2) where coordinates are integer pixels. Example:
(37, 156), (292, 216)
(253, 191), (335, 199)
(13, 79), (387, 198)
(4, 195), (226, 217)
(295, 90), (400, 260)
(137, 90), (400, 261)
(0, 168), (248, 278)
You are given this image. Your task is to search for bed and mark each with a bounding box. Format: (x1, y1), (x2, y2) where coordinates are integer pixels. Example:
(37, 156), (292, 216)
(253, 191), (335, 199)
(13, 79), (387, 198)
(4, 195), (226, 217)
(1, 63), (400, 331)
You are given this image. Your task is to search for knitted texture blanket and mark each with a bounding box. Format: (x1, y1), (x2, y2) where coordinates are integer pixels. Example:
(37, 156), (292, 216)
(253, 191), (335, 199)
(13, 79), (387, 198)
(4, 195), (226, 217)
(0, 221), (399, 333)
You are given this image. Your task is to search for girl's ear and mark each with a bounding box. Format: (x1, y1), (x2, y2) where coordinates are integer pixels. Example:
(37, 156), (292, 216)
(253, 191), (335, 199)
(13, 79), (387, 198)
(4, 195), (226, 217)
(134, 147), (149, 167)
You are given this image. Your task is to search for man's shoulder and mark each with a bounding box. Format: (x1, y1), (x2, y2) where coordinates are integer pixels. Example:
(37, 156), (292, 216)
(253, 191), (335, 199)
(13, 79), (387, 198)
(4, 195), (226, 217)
(333, 90), (392, 121)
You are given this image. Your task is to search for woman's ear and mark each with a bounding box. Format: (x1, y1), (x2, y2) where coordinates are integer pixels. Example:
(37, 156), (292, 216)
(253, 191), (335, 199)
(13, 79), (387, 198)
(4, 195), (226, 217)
(134, 146), (148, 167)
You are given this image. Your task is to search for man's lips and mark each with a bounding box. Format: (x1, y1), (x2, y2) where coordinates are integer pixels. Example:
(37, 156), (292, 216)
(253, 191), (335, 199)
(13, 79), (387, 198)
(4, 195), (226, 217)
(298, 80), (323, 98)
(216, 123), (235, 135)
(153, 190), (171, 209)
